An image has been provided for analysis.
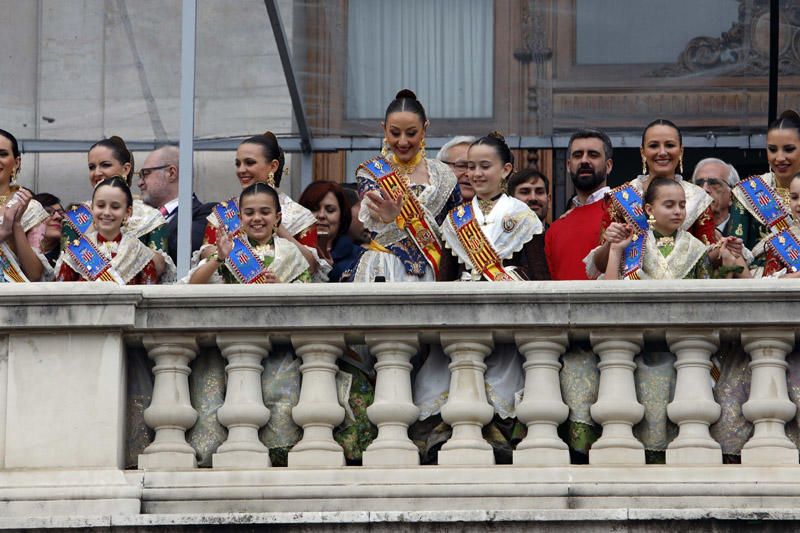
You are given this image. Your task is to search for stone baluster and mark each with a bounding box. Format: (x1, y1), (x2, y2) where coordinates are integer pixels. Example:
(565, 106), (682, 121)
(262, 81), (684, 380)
(212, 334), (272, 469)
(362, 333), (420, 466)
(589, 332), (645, 465)
(287, 334), (346, 467)
(740, 330), (798, 465)
(437, 332), (495, 465)
(665, 331), (722, 464)
(513, 332), (570, 465)
(139, 335), (198, 469)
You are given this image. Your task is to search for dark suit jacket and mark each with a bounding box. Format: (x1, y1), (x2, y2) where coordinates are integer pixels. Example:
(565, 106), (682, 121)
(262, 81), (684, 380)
(165, 195), (215, 265)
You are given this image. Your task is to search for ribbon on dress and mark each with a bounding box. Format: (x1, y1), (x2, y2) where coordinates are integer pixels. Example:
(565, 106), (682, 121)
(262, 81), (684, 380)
(64, 236), (125, 284)
(212, 198), (242, 236)
(224, 236), (268, 284)
(609, 184), (648, 279)
(766, 228), (800, 273)
(64, 204), (94, 235)
(0, 243), (29, 282)
(362, 157), (443, 278)
(736, 175), (791, 231)
(449, 203), (515, 281)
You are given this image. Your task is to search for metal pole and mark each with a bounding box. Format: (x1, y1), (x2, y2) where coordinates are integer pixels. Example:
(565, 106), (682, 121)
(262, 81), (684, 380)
(768, 0), (779, 125)
(264, 0), (313, 198)
(177, 0), (197, 278)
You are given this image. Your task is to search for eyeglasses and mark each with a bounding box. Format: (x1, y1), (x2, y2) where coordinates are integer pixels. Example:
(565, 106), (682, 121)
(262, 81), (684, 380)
(136, 165), (170, 179)
(442, 160), (469, 171)
(44, 206), (65, 217)
(695, 177), (728, 188)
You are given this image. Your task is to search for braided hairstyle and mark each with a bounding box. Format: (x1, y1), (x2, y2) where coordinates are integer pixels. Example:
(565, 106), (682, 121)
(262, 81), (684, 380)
(384, 89), (427, 124)
(92, 175), (134, 207)
(472, 131), (514, 179)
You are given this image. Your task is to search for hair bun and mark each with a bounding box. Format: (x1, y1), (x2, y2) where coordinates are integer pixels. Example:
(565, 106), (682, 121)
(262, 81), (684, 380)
(263, 131), (278, 142)
(779, 109), (800, 122)
(488, 130), (506, 143)
(395, 89), (418, 101)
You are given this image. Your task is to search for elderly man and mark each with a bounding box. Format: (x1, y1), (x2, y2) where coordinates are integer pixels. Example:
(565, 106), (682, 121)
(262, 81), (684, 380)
(691, 157), (740, 237)
(138, 145), (213, 265)
(508, 168), (551, 223)
(545, 129), (613, 280)
(436, 136), (476, 202)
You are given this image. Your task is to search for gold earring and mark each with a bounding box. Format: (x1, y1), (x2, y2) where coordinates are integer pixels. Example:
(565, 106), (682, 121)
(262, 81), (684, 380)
(420, 138), (427, 159)
(267, 172), (275, 187)
(679, 156), (684, 175)
(641, 158), (647, 176)
(381, 138), (390, 158)
(647, 213), (655, 230)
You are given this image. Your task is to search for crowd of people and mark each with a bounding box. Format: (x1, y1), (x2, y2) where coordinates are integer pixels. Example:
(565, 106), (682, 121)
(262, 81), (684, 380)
(2, 89), (798, 286)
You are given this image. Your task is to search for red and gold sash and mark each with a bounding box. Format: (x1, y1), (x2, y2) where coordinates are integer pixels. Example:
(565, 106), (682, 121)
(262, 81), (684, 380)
(449, 203), (516, 281)
(0, 243), (29, 283)
(363, 157), (443, 278)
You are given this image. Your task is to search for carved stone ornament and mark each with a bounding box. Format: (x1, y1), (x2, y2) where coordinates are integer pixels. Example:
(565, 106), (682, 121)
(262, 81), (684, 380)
(649, 0), (800, 77)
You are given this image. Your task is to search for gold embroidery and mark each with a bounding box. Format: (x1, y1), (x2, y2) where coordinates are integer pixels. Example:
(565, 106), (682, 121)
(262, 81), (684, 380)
(735, 223), (743, 236)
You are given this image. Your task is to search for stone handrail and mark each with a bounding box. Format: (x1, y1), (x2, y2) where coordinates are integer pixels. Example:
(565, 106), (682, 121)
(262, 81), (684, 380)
(2, 280), (800, 525)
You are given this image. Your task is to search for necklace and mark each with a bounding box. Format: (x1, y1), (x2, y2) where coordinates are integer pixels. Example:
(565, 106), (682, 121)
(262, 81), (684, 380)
(390, 150), (423, 177)
(477, 192), (504, 219)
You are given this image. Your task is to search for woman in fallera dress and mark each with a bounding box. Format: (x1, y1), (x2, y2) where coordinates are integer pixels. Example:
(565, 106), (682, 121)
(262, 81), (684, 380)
(348, 89), (462, 282)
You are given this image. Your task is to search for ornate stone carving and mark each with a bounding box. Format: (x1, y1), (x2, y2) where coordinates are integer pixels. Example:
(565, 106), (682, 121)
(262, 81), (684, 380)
(650, 0), (800, 77)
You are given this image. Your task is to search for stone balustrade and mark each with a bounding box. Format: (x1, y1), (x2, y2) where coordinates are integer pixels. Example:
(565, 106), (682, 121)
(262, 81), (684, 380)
(2, 280), (800, 527)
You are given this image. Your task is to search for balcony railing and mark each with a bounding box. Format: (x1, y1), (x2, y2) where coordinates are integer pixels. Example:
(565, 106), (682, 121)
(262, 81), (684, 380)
(2, 281), (800, 529)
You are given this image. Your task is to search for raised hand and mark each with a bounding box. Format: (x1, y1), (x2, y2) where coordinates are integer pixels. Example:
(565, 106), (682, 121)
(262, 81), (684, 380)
(365, 190), (404, 224)
(217, 232), (234, 261)
(606, 222), (634, 251)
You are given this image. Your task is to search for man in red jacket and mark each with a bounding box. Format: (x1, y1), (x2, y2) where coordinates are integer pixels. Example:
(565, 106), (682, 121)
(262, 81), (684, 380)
(545, 130), (613, 280)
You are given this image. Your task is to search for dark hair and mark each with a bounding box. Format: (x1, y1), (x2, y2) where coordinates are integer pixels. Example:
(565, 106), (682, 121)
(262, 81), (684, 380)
(92, 176), (133, 208)
(298, 181), (352, 236)
(641, 119), (682, 147)
(508, 169), (549, 197)
(341, 184), (360, 209)
(472, 131), (514, 176)
(0, 129), (21, 159)
(239, 182), (281, 218)
(384, 89), (427, 124)
(33, 192), (61, 208)
(768, 109), (800, 137)
(567, 129), (613, 160)
(644, 177), (682, 206)
(239, 131), (286, 187)
(89, 136), (134, 185)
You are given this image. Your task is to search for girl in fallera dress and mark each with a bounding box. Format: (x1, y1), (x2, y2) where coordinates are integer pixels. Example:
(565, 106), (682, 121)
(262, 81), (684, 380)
(199, 131), (325, 279)
(74, 136), (171, 262)
(55, 177), (173, 285)
(590, 119), (726, 277)
(189, 183), (311, 284)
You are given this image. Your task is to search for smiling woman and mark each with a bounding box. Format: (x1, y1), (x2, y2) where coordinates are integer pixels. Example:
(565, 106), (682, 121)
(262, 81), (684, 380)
(347, 89), (463, 282)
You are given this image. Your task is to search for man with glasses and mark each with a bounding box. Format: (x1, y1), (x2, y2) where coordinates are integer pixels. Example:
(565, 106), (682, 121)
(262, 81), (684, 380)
(138, 145), (213, 265)
(691, 158), (740, 237)
(436, 136), (476, 202)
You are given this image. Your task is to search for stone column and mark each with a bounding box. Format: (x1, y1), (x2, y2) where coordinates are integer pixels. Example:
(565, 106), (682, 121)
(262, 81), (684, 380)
(287, 334), (346, 467)
(513, 332), (570, 465)
(362, 333), (420, 466)
(589, 331), (645, 465)
(212, 334), (272, 469)
(740, 330), (798, 465)
(665, 331), (722, 464)
(437, 332), (495, 465)
(139, 335), (198, 469)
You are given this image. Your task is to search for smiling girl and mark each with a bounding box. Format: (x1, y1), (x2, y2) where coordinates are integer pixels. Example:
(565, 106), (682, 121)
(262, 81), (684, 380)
(199, 132), (323, 278)
(189, 182), (310, 284)
(74, 137), (170, 256)
(55, 177), (172, 284)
